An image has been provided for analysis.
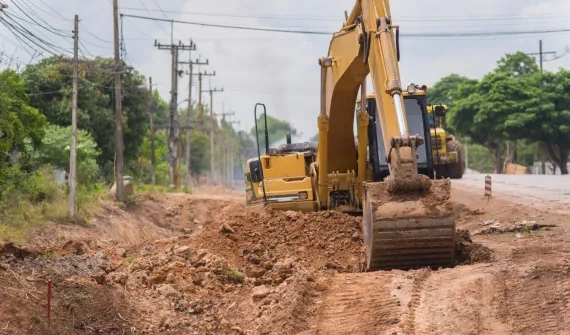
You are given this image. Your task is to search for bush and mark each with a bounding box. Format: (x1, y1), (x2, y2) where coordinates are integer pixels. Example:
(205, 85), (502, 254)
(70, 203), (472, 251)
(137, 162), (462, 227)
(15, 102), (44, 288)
(33, 124), (101, 184)
(0, 165), (103, 241)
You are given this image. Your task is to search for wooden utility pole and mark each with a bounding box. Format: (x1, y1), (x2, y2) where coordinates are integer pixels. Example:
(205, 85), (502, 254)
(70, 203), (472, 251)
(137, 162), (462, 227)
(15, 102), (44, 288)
(212, 110), (233, 185)
(525, 40), (556, 175)
(113, 0), (125, 202)
(202, 87), (224, 184)
(69, 14), (79, 217)
(149, 77), (156, 187)
(193, 70), (215, 115)
(192, 70), (216, 183)
(228, 119), (240, 187)
(155, 40), (195, 190)
(178, 56), (208, 186)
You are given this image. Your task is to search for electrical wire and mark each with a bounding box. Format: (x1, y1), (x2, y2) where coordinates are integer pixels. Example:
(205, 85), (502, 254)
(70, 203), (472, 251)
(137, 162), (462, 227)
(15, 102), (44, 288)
(119, 7), (570, 23)
(136, 0), (170, 37)
(120, 14), (570, 37)
(0, 16), (62, 57)
(544, 46), (570, 61)
(29, 0), (114, 46)
(12, 0), (71, 37)
(0, 3), (73, 56)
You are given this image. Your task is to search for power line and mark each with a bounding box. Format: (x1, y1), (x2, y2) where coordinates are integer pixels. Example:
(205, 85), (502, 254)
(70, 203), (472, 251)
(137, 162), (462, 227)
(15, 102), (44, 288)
(120, 14), (570, 38)
(0, 16), (65, 56)
(119, 7), (570, 23)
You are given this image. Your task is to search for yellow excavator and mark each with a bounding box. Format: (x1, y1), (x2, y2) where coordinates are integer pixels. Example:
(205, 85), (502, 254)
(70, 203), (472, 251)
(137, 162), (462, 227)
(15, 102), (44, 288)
(244, 0), (455, 271)
(427, 104), (465, 179)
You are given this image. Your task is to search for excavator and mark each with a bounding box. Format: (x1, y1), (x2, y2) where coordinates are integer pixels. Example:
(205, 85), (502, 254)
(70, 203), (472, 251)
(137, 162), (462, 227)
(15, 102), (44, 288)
(244, 0), (456, 271)
(427, 104), (466, 179)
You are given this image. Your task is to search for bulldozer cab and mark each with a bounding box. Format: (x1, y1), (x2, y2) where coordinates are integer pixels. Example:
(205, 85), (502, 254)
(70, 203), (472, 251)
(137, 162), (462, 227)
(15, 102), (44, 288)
(357, 86), (435, 182)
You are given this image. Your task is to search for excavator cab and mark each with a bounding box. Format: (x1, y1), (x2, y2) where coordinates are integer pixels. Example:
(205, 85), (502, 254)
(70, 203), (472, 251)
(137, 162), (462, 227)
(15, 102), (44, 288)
(357, 88), (435, 183)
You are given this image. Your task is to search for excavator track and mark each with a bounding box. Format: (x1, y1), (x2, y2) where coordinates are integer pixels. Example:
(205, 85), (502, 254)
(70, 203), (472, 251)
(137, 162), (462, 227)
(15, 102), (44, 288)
(362, 178), (456, 271)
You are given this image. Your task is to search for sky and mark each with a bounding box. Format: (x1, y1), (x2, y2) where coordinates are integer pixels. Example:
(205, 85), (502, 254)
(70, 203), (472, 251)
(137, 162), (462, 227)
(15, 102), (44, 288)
(1, 0), (570, 143)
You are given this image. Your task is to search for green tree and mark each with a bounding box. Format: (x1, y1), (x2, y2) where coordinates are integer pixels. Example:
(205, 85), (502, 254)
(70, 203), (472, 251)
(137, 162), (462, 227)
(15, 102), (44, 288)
(495, 51), (539, 77)
(34, 125), (101, 183)
(427, 74), (477, 107)
(0, 69), (47, 169)
(0, 69), (47, 200)
(190, 131), (210, 176)
(250, 113), (297, 152)
(22, 56), (151, 175)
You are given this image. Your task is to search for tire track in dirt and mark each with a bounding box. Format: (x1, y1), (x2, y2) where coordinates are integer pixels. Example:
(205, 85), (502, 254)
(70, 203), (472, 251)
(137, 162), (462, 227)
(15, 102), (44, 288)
(498, 240), (570, 335)
(402, 268), (431, 335)
(306, 272), (401, 335)
(411, 263), (510, 335)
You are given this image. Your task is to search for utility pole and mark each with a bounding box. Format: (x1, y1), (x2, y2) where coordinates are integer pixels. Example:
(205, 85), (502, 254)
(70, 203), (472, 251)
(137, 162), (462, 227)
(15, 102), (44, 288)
(202, 87), (224, 184)
(213, 110), (234, 185)
(155, 40), (195, 190)
(178, 56), (208, 186)
(112, 0), (125, 202)
(192, 70), (216, 183)
(227, 119), (240, 188)
(148, 77), (156, 187)
(193, 70), (216, 115)
(526, 40), (556, 175)
(69, 14), (79, 218)
(526, 40), (555, 76)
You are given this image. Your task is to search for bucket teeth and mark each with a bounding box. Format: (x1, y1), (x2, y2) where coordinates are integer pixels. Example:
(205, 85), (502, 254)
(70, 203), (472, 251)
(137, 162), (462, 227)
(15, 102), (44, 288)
(362, 178), (456, 271)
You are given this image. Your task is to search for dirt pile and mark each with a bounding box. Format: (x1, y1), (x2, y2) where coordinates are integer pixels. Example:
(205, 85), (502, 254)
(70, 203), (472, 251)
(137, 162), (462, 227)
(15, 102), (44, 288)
(192, 208), (363, 274)
(90, 236), (323, 334)
(0, 243), (137, 335)
(365, 178), (454, 217)
(455, 229), (493, 265)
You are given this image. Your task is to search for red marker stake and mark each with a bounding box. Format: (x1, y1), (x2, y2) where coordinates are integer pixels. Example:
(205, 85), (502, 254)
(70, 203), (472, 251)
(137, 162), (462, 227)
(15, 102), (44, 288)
(47, 280), (52, 330)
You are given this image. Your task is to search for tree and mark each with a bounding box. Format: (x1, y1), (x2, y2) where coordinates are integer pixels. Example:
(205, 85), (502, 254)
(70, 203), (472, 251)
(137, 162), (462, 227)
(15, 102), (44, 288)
(189, 131), (210, 176)
(250, 113), (297, 152)
(22, 56), (152, 176)
(34, 125), (101, 183)
(495, 51), (539, 77)
(427, 74), (477, 107)
(0, 69), (47, 199)
(0, 70), (47, 168)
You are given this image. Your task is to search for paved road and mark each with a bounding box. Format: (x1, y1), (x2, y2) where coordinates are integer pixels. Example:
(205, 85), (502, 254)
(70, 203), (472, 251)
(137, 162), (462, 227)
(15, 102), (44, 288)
(453, 173), (570, 207)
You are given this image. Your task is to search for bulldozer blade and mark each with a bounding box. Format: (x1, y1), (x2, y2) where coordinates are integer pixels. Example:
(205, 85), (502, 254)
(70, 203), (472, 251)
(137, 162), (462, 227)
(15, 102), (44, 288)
(362, 178), (456, 271)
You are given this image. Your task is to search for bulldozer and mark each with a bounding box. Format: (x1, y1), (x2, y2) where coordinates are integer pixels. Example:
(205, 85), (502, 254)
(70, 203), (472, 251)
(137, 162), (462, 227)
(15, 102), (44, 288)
(427, 104), (465, 179)
(244, 0), (456, 271)
(244, 103), (318, 212)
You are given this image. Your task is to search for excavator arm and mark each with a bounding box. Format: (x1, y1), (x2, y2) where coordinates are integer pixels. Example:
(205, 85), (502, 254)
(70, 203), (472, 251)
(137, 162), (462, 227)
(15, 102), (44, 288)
(316, 0), (456, 270)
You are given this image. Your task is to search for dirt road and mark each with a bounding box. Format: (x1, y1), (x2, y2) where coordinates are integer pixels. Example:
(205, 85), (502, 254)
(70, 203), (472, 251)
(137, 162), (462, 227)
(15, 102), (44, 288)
(456, 173), (570, 209)
(302, 180), (570, 335)
(0, 179), (569, 334)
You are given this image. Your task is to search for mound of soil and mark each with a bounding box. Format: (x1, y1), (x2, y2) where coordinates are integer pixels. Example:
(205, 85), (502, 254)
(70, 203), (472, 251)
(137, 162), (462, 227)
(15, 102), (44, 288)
(455, 229), (493, 265)
(191, 208), (363, 274)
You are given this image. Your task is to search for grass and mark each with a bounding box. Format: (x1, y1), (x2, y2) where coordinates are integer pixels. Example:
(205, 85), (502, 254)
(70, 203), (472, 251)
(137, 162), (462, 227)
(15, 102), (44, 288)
(227, 268), (246, 284)
(0, 166), (106, 242)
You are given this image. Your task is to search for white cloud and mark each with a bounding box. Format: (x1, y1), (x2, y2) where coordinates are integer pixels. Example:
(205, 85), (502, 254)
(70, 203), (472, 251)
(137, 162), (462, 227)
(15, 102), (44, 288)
(3, 0), (570, 141)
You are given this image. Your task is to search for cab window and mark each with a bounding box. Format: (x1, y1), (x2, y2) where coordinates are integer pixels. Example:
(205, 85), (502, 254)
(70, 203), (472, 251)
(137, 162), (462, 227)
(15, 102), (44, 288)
(249, 160), (262, 183)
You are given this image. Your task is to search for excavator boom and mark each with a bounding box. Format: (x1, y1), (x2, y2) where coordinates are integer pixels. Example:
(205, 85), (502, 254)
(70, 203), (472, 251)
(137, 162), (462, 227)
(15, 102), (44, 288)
(317, 0), (455, 270)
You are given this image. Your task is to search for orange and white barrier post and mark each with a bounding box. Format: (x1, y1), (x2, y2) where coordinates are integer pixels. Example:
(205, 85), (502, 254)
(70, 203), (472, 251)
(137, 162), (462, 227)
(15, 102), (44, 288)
(485, 175), (491, 201)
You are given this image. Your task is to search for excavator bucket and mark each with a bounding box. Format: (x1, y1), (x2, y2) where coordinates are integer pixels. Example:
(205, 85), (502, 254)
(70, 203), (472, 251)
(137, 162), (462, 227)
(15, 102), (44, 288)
(362, 178), (455, 271)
